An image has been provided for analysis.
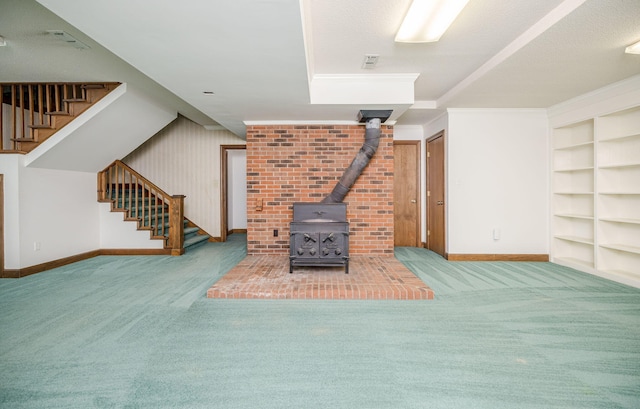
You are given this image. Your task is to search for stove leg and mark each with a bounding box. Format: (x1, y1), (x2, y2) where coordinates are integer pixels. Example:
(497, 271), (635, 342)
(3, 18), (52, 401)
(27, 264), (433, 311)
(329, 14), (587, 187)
(345, 260), (349, 274)
(289, 261), (293, 274)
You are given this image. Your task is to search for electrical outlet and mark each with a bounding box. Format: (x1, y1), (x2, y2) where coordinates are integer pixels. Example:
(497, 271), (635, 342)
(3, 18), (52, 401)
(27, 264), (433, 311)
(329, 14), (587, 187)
(34, 241), (41, 251)
(273, 229), (278, 237)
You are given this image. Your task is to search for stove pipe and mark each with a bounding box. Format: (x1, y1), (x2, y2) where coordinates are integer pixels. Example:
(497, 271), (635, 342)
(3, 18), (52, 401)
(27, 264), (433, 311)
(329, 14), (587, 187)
(321, 110), (392, 204)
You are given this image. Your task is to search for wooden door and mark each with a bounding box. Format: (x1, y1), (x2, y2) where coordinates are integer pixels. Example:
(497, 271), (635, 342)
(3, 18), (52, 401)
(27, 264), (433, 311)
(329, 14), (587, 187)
(393, 141), (420, 247)
(427, 132), (446, 257)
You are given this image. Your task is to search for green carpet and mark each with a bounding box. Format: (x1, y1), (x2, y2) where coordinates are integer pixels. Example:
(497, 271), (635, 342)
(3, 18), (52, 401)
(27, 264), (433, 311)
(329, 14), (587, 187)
(1, 235), (639, 408)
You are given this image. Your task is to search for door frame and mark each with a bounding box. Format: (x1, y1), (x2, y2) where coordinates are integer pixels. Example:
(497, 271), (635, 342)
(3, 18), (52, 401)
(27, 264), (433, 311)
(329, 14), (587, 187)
(220, 145), (246, 242)
(393, 140), (421, 247)
(426, 130), (446, 256)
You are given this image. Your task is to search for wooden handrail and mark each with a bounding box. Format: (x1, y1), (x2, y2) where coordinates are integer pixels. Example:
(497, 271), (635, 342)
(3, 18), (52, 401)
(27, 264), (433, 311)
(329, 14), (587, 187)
(98, 160), (185, 255)
(1, 82), (119, 153)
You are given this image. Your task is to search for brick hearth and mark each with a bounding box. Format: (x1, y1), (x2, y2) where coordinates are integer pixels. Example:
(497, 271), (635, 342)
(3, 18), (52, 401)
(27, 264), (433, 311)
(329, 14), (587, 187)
(207, 255), (434, 300)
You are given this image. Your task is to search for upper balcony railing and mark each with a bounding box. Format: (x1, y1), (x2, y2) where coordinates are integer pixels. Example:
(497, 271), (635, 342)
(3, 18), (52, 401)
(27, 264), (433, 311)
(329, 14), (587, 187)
(1, 82), (119, 153)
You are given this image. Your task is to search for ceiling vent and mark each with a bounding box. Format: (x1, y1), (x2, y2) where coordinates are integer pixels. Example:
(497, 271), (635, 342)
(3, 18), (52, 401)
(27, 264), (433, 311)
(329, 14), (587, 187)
(46, 30), (90, 49)
(361, 54), (379, 69)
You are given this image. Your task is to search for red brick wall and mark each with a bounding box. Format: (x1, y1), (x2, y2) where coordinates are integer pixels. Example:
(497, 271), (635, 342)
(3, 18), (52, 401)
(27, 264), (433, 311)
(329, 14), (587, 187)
(246, 124), (394, 256)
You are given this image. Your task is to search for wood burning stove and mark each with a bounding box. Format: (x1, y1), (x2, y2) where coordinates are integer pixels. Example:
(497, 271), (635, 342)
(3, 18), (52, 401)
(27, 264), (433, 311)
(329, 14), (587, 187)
(290, 202), (349, 274)
(288, 111), (394, 274)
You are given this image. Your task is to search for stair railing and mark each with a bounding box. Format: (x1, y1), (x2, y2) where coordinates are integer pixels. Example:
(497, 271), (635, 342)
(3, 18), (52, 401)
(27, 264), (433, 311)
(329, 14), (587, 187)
(98, 160), (185, 255)
(1, 82), (117, 153)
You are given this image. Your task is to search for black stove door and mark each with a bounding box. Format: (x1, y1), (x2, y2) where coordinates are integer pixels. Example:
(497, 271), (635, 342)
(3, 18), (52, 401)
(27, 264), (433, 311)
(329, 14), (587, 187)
(292, 231), (319, 258)
(319, 232), (346, 258)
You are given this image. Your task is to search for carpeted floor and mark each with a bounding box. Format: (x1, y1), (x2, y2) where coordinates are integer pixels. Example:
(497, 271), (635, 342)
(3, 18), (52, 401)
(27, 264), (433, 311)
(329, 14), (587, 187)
(1, 234), (639, 408)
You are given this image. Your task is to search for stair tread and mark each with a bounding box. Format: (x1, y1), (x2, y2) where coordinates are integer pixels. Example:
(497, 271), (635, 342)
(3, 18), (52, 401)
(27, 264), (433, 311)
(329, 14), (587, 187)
(144, 215), (170, 221)
(117, 203), (168, 209)
(27, 124), (52, 129)
(45, 111), (70, 115)
(184, 234), (210, 248)
(10, 138), (37, 142)
(113, 198), (162, 203)
(184, 227), (200, 235)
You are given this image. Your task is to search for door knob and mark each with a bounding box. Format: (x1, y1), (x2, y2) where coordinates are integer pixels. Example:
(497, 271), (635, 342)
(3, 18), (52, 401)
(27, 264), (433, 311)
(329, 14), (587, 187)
(437, 201), (444, 205)
(411, 199), (416, 203)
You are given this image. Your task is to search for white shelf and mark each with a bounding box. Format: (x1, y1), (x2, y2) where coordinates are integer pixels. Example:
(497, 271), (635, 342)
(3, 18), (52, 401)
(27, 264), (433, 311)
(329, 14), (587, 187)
(600, 269), (640, 282)
(599, 192), (640, 195)
(599, 217), (640, 225)
(597, 107), (640, 141)
(554, 150), (593, 170)
(598, 162), (640, 169)
(599, 243), (640, 255)
(598, 246), (640, 284)
(554, 213), (594, 220)
(553, 140), (594, 151)
(599, 133), (640, 143)
(598, 194), (640, 222)
(554, 235), (594, 245)
(554, 166), (594, 172)
(552, 119), (594, 149)
(553, 256), (594, 269)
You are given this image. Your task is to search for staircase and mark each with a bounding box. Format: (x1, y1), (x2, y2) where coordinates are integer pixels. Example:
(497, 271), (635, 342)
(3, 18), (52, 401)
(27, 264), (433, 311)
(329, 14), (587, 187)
(99, 160), (210, 255)
(1, 82), (120, 153)
(183, 220), (212, 251)
(111, 190), (209, 251)
(2, 83), (209, 255)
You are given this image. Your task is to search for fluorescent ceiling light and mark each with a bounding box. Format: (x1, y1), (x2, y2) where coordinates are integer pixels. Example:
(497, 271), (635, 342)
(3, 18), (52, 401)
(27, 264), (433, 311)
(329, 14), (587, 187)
(395, 0), (470, 43)
(625, 40), (640, 54)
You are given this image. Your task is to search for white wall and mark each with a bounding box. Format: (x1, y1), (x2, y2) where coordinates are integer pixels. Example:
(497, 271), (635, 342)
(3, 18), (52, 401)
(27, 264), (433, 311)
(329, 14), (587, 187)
(227, 149), (247, 230)
(98, 203), (165, 249)
(447, 109), (549, 254)
(124, 116), (246, 238)
(424, 112), (449, 141)
(0, 155), (21, 269)
(18, 162), (100, 267)
(25, 84), (177, 173)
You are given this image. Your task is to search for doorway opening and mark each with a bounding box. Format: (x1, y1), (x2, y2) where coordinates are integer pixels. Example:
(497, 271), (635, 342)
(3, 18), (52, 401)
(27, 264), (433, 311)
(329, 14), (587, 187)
(220, 145), (246, 242)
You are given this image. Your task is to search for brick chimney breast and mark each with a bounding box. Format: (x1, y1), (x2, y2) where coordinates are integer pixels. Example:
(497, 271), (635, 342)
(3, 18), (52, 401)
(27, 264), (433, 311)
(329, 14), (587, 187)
(246, 124), (394, 256)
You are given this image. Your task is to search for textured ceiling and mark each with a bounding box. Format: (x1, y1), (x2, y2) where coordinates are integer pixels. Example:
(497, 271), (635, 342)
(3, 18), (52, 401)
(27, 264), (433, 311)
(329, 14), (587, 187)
(441, 0), (640, 108)
(1, 0), (639, 135)
(307, 0), (567, 99)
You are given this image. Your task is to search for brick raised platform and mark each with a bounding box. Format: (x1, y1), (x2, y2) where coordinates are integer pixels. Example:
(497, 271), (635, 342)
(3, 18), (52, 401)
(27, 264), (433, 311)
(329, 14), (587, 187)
(207, 255), (434, 300)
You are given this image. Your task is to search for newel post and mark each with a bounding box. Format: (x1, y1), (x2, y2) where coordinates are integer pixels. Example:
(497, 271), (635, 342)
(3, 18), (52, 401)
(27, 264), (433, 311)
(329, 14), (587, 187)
(97, 170), (107, 202)
(169, 195), (186, 256)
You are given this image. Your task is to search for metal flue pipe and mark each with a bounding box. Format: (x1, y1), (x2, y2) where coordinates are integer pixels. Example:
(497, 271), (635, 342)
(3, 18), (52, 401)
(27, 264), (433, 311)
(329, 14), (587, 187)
(321, 110), (392, 204)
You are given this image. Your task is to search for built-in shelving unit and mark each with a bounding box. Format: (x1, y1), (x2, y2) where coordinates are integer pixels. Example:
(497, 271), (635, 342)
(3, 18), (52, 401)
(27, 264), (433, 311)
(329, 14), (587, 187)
(596, 106), (640, 282)
(551, 106), (640, 286)
(551, 119), (595, 269)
